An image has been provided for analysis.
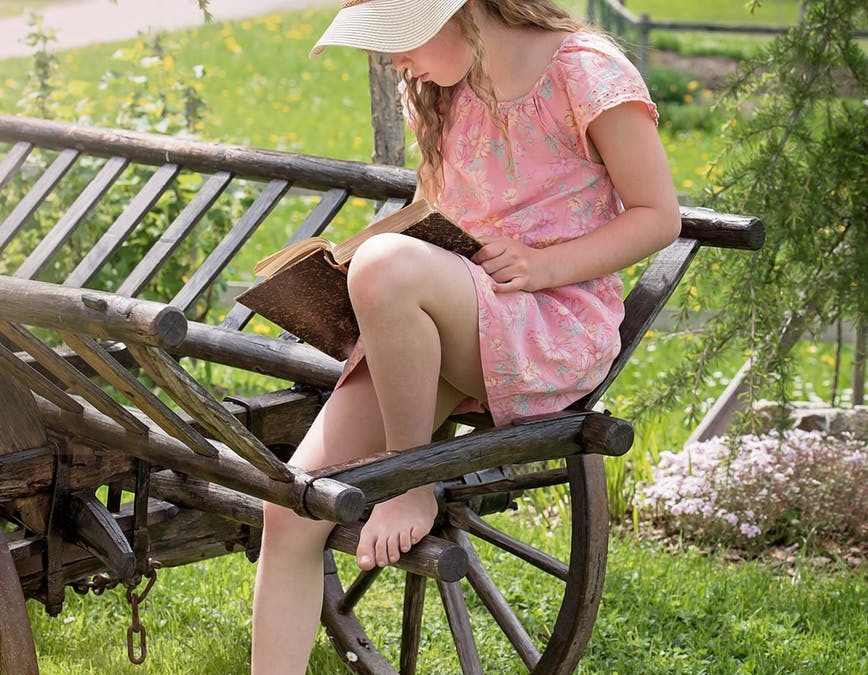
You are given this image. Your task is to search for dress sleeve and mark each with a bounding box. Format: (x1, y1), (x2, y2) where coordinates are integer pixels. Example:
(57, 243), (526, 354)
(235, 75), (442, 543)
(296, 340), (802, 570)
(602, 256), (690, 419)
(557, 34), (658, 161)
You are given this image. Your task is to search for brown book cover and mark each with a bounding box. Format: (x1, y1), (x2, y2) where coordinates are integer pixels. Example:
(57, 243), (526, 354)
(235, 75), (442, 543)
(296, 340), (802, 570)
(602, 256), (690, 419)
(235, 200), (482, 361)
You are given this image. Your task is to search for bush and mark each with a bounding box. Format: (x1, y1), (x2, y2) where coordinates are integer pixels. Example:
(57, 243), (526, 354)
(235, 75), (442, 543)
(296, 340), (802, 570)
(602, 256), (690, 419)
(639, 430), (867, 551)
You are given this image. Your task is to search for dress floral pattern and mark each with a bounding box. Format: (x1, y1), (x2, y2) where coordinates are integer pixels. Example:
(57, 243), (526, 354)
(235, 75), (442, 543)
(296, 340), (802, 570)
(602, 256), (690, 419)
(338, 31), (658, 427)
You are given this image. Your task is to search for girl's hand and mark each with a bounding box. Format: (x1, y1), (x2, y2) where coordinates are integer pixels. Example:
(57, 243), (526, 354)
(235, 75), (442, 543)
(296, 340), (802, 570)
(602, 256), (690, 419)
(471, 236), (547, 293)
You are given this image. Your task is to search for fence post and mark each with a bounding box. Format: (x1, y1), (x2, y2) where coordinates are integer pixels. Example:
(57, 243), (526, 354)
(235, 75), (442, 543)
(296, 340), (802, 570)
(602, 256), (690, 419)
(367, 53), (405, 168)
(587, 0), (596, 24)
(854, 317), (865, 406)
(638, 13), (651, 80)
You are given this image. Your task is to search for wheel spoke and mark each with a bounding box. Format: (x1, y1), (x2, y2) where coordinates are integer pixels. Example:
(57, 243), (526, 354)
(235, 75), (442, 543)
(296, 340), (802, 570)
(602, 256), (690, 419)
(338, 566), (383, 614)
(444, 466), (568, 502)
(437, 579), (483, 675)
(447, 527), (541, 669)
(447, 504), (569, 581)
(399, 573), (426, 675)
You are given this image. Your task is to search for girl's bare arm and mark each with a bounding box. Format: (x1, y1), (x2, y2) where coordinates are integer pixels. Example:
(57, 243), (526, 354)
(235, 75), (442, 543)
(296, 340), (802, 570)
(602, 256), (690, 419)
(473, 101), (682, 293)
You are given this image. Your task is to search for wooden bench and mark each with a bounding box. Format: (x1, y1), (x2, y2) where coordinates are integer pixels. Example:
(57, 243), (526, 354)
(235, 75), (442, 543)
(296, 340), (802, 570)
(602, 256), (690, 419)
(0, 114), (763, 674)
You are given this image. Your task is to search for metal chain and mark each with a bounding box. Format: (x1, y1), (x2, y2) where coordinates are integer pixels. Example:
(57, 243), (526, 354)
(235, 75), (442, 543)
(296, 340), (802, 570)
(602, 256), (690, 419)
(124, 559), (161, 665)
(71, 558), (162, 665)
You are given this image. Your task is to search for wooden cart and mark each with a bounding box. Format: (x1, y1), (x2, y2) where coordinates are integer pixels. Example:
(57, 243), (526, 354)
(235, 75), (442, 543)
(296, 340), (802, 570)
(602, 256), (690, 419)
(0, 114), (763, 674)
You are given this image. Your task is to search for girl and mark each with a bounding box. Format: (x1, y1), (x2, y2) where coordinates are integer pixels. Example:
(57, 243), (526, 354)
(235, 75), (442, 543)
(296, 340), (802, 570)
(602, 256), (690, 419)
(252, 0), (680, 671)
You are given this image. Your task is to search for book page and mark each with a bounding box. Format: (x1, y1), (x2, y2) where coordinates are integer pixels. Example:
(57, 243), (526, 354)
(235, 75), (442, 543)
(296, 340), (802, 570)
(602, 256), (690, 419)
(254, 236), (334, 277)
(332, 200), (437, 264)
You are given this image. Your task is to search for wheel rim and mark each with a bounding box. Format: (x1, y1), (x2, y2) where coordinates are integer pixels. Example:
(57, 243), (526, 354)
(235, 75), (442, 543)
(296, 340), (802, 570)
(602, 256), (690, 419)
(0, 526), (39, 675)
(320, 454), (608, 673)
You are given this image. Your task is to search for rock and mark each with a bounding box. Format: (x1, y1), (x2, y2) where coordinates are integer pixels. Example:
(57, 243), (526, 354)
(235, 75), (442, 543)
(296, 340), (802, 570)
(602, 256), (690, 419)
(751, 400), (868, 440)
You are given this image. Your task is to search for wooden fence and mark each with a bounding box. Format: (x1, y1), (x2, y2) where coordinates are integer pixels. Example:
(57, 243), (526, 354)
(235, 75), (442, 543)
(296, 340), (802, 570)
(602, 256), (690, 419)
(586, 0), (868, 78)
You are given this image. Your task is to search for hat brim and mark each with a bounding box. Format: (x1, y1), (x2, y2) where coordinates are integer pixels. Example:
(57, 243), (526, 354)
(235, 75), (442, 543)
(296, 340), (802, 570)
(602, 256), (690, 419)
(310, 0), (468, 58)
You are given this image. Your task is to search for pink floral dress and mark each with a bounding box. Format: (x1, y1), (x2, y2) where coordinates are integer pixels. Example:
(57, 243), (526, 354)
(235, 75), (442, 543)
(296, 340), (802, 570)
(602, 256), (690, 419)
(338, 31), (658, 427)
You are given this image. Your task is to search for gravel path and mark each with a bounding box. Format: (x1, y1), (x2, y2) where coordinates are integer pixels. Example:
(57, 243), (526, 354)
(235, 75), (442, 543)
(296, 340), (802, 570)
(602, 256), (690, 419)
(0, 0), (337, 59)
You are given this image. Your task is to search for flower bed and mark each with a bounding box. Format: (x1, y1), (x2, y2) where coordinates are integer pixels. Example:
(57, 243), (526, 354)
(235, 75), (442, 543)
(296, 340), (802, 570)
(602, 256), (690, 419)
(639, 429), (867, 552)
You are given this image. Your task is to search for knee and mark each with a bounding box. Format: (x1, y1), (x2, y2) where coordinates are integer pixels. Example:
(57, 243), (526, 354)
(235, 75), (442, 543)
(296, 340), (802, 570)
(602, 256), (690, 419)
(261, 501), (330, 550)
(347, 233), (428, 310)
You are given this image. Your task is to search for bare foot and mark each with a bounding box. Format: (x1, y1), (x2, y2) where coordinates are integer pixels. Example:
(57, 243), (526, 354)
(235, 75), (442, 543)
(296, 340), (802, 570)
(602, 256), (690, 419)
(356, 485), (438, 570)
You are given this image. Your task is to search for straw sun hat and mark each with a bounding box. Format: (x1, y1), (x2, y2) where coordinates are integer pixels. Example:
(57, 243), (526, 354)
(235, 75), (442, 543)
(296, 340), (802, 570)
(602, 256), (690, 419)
(310, 0), (470, 58)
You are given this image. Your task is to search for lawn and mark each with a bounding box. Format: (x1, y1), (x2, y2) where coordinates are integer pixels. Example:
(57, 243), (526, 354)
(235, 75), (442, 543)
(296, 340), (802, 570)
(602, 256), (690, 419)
(27, 526), (867, 674)
(3, 2), (864, 673)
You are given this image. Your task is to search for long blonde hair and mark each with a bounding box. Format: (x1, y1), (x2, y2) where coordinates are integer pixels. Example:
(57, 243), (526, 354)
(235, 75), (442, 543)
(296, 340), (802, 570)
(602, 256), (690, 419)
(403, 0), (583, 199)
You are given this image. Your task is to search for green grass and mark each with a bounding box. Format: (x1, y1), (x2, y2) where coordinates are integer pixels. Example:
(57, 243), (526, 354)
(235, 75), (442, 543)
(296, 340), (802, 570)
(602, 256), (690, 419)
(0, 0), (64, 18)
(27, 524), (867, 674)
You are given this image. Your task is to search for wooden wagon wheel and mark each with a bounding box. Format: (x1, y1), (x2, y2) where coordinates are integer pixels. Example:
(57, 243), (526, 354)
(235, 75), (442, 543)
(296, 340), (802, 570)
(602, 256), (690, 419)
(0, 527), (39, 675)
(321, 453), (608, 673)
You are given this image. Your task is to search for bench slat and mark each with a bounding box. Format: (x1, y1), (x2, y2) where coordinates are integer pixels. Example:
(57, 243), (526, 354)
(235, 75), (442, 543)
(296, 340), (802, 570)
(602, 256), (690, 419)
(171, 178), (290, 312)
(220, 186), (349, 331)
(59, 331), (219, 457)
(0, 148), (79, 254)
(0, 342), (83, 413)
(15, 156), (129, 280)
(576, 238), (701, 410)
(0, 141), (33, 190)
(125, 343), (293, 482)
(63, 163), (180, 288)
(0, 321), (148, 434)
(118, 171), (233, 298)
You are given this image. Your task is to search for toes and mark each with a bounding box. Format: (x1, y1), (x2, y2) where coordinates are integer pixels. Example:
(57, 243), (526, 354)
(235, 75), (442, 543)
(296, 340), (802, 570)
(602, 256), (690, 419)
(374, 533), (391, 567)
(387, 534), (401, 564)
(356, 527), (376, 570)
(399, 528), (413, 554)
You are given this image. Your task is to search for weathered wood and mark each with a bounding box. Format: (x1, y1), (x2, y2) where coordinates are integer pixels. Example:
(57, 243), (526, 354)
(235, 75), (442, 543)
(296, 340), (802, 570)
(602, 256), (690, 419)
(447, 504), (568, 582)
(177, 320), (343, 390)
(146, 470), (467, 581)
(0, 442), (135, 503)
(437, 579), (483, 675)
(220, 186), (349, 331)
(399, 573), (426, 675)
(322, 550), (399, 675)
(0, 148), (79, 254)
(443, 466), (568, 502)
(213, 388), (320, 449)
(0, 528), (38, 675)
(0, 115), (416, 201)
(66, 492), (135, 579)
(15, 156), (129, 280)
(0, 140), (32, 190)
(319, 411), (632, 503)
(61, 332), (219, 458)
(533, 455), (608, 674)
(64, 163), (180, 288)
(0, 276), (187, 348)
(337, 567), (383, 614)
(0, 321), (148, 433)
(13, 506), (248, 594)
(0, 370), (47, 455)
(448, 527), (540, 669)
(33, 396), (364, 524)
(0, 341), (83, 413)
(368, 53), (405, 167)
(171, 179), (290, 312)
(118, 171), (233, 298)
(679, 207), (764, 251)
(125, 343), (293, 481)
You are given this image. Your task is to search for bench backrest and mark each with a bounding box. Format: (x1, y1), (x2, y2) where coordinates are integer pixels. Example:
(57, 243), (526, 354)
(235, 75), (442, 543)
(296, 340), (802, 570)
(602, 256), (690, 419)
(0, 113), (763, 415)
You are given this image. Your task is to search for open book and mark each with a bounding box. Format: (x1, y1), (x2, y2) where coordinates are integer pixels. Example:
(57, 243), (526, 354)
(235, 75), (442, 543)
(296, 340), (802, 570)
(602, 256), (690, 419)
(235, 200), (482, 361)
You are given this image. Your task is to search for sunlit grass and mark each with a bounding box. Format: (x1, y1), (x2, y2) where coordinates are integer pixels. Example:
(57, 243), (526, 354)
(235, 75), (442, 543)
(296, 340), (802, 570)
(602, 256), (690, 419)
(27, 525), (867, 674)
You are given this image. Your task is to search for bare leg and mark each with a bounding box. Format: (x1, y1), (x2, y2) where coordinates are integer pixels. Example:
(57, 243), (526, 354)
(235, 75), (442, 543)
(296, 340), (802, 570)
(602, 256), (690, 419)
(251, 363), (384, 675)
(348, 233), (485, 570)
(251, 362), (474, 674)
